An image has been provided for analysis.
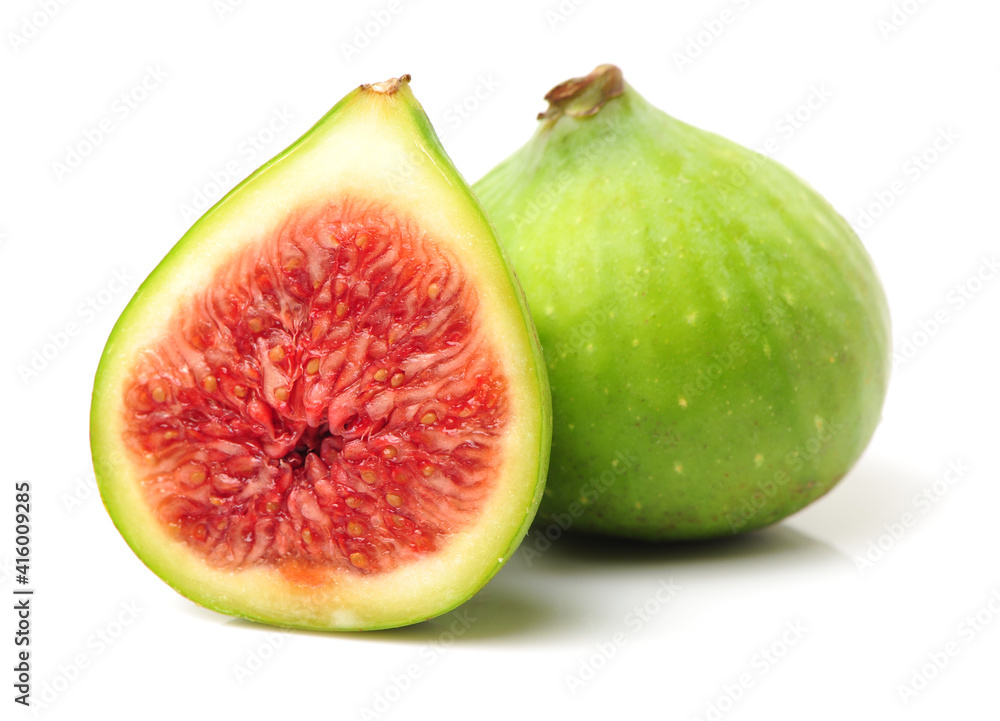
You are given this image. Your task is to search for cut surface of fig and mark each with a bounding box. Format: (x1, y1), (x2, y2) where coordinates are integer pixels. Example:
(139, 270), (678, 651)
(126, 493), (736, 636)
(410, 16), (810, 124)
(92, 77), (550, 630)
(126, 202), (506, 576)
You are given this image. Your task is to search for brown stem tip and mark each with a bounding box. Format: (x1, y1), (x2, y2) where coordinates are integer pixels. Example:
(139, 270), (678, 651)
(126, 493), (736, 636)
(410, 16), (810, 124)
(538, 64), (624, 121)
(362, 75), (412, 95)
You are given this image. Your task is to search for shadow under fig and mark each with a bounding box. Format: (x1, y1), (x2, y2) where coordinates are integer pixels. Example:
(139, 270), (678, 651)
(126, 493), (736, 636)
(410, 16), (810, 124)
(363, 579), (573, 644)
(193, 517), (849, 642)
(784, 456), (926, 547)
(358, 526), (840, 643)
(530, 522), (843, 573)
(519, 453), (924, 576)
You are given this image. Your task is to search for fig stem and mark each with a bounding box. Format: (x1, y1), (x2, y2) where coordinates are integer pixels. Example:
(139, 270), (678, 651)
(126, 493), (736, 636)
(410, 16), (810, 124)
(538, 64), (624, 121)
(363, 75), (412, 95)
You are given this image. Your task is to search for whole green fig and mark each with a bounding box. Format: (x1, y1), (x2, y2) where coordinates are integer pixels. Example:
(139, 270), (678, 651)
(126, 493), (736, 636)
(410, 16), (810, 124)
(474, 65), (891, 540)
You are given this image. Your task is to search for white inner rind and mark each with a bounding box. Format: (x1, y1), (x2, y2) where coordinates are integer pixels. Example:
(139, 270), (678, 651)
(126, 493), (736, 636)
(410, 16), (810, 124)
(92, 86), (545, 630)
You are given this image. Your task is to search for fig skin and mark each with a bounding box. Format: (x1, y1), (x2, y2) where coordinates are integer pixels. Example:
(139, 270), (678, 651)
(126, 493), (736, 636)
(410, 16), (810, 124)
(474, 65), (890, 540)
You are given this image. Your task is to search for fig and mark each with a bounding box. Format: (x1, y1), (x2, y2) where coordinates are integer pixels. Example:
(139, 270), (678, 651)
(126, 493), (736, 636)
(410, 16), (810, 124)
(90, 75), (551, 630)
(474, 65), (890, 540)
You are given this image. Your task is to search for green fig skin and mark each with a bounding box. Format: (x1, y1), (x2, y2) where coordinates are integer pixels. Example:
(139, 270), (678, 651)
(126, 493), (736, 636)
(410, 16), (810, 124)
(474, 68), (891, 540)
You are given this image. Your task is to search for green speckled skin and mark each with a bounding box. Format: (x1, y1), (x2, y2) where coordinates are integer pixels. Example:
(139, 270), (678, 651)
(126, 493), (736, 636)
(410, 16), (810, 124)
(474, 83), (891, 540)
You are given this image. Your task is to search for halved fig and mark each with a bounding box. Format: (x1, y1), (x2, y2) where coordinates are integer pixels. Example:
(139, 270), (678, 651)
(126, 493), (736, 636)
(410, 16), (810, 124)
(90, 75), (550, 631)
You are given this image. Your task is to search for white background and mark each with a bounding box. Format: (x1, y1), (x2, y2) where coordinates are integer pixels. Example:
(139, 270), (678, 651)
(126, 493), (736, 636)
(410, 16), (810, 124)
(2, 0), (998, 719)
